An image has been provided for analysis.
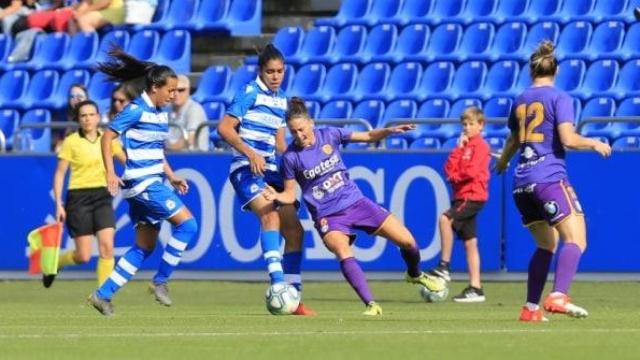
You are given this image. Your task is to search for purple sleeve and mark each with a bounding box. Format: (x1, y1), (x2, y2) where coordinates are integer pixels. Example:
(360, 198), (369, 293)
(555, 93), (575, 126)
(280, 152), (297, 180)
(327, 127), (353, 146)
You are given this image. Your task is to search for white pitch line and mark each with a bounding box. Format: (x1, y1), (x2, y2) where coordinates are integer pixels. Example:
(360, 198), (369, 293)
(1, 328), (640, 339)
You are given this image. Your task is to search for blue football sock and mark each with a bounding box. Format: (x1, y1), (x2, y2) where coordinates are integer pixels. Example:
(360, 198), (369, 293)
(261, 230), (284, 284)
(96, 244), (152, 300)
(153, 218), (198, 285)
(283, 251), (302, 292)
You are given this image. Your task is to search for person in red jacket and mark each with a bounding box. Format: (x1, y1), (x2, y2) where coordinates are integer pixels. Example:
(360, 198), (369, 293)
(429, 107), (491, 303)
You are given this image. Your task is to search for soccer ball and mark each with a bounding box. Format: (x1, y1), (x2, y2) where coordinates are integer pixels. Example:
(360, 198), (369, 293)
(420, 284), (449, 303)
(265, 283), (300, 315)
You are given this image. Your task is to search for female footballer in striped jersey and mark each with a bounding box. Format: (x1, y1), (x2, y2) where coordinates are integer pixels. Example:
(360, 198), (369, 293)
(87, 49), (198, 316)
(217, 44), (314, 315)
(496, 41), (611, 322)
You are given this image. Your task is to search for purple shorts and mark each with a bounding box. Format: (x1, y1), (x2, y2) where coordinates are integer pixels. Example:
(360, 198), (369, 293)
(314, 197), (391, 239)
(513, 180), (584, 227)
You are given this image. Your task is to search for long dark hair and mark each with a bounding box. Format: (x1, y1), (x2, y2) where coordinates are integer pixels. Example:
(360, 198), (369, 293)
(96, 47), (177, 94)
(286, 96), (309, 123)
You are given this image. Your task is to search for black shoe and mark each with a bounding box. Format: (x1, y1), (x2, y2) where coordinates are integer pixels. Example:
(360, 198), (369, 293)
(427, 265), (451, 282)
(42, 274), (56, 288)
(635, 7), (640, 21)
(452, 285), (485, 303)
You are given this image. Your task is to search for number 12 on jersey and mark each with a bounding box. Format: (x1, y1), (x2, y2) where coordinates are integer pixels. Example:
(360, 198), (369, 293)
(515, 102), (545, 143)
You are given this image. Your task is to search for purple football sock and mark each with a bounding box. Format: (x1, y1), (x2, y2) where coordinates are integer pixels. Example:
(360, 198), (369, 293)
(400, 246), (421, 278)
(526, 248), (553, 305)
(553, 243), (582, 294)
(340, 257), (374, 305)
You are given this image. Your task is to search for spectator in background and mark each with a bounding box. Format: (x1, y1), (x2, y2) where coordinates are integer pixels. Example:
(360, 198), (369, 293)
(53, 83), (88, 151)
(102, 82), (136, 123)
(25, 0), (81, 33)
(1, 0), (39, 34)
(166, 75), (209, 151)
(124, 0), (156, 25)
(71, 0), (125, 34)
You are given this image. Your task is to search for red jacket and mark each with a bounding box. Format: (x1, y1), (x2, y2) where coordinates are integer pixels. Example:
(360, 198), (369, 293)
(444, 134), (490, 201)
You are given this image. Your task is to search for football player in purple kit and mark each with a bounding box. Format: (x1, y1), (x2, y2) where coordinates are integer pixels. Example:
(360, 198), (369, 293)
(495, 41), (611, 322)
(262, 97), (447, 316)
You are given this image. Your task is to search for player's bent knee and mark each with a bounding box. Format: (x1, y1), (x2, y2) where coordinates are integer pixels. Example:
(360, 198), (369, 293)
(175, 218), (198, 236)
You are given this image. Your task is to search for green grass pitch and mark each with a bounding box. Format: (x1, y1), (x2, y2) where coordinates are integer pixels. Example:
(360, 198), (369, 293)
(0, 280), (639, 360)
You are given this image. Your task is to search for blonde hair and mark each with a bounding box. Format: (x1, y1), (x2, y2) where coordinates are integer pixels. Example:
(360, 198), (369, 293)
(460, 106), (485, 125)
(530, 40), (558, 79)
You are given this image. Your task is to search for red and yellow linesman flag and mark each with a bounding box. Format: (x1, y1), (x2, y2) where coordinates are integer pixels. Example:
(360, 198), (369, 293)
(27, 223), (63, 275)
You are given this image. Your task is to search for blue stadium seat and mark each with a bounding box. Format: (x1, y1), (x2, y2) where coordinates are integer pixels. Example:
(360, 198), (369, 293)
(304, 100), (321, 118)
(55, 32), (98, 71)
(316, 25), (367, 65)
(0, 33), (12, 64)
(132, 0), (170, 31)
(16, 70), (59, 111)
(190, 0), (231, 33)
(385, 137), (409, 149)
(380, 23), (429, 63)
(219, 64), (258, 105)
(612, 22), (640, 62)
(547, 0), (595, 24)
(146, 0), (199, 31)
(581, 21), (625, 62)
(390, 0), (434, 26)
(482, 60), (519, 98)
(318, 100), (353, 120)
(409, 136), (441, 149)
(556, 21), (593, 61)
(20, 109), (51, 153)
(380, 99), (417, 128)
(579, 97), (616, 138)
(219, 0), (262, 36)
(382, 62), (422, 102)
(11, 32), (69, 71)
(485, 22), (526, 62)
(457, 0), (498, 25)
(613, 60), (640, 100)
(315, 0), (372, 28)
(585, 0), (630, 23)
(128, 30), (160, 62)
(192, 65), (231, 104)
(506, 65), (533, 97)
(487, 0), (529, 24)
(310, 63), (357, 103)
(612, 136), (640, 150)
(346, 23), (397, 64)
(556, 59), (586, 93)
(344, 142), (370, 150)
(246, 27), (304, 64)
(573, 59), (619, 100)
(609, 97), (640, 138)
(340, 62), (390, 102)
(504, 21), (559, 61)
(446, 61), (488, 100)
(39, 69), (90, 110)
(88, 72), (117, 114)
(202, 101), (225, 120)
(350, 100), (385, 130)
(516, 0), (562, 24)
(486, 136), (505, 149)
(441, 137), (459, 149)
(349, 0), (403, 26)
(280, 64), (295, 93)
(425, 0), (466, 26)
(0, 109), (18, 149)
(408, 62), (454, 102)
(88, 30), (130, 68)
(287, 63), (326, 98)
(287, 26), (335, 66)
(154, 30), (191, 74)
(443, 22), (495, 62)
(483, 97), (512, 138)
(413, 98), (450, 139)
(0, 70), (29, 109)
(449, 98), (482, 118)
(426, 23), (463, 62)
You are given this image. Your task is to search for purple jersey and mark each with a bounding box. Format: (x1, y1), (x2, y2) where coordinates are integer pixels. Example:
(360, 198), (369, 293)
(281, 127), (364, 220)
(508, 86), (574, 187)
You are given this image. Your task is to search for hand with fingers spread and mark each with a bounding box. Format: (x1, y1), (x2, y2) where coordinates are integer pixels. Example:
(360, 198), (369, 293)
(169, 176), (189, 195)
(106, 171), (123, 196)
(248, 152), (266, 176)
(593, 140), (612, 158)
(388, 124), (416, 134)
(262, 184), (277, 202)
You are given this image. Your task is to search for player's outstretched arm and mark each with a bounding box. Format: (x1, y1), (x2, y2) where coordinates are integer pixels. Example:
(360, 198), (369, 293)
(350, 124), (416, 143)
(262, 179), (297, 205)
(557, 123), (612, 157)
(101, 128), (123, 196)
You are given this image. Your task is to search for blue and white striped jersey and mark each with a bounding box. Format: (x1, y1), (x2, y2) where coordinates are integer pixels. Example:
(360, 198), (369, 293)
(226, 76), (287, 173)
(109, 92), (168, 198)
